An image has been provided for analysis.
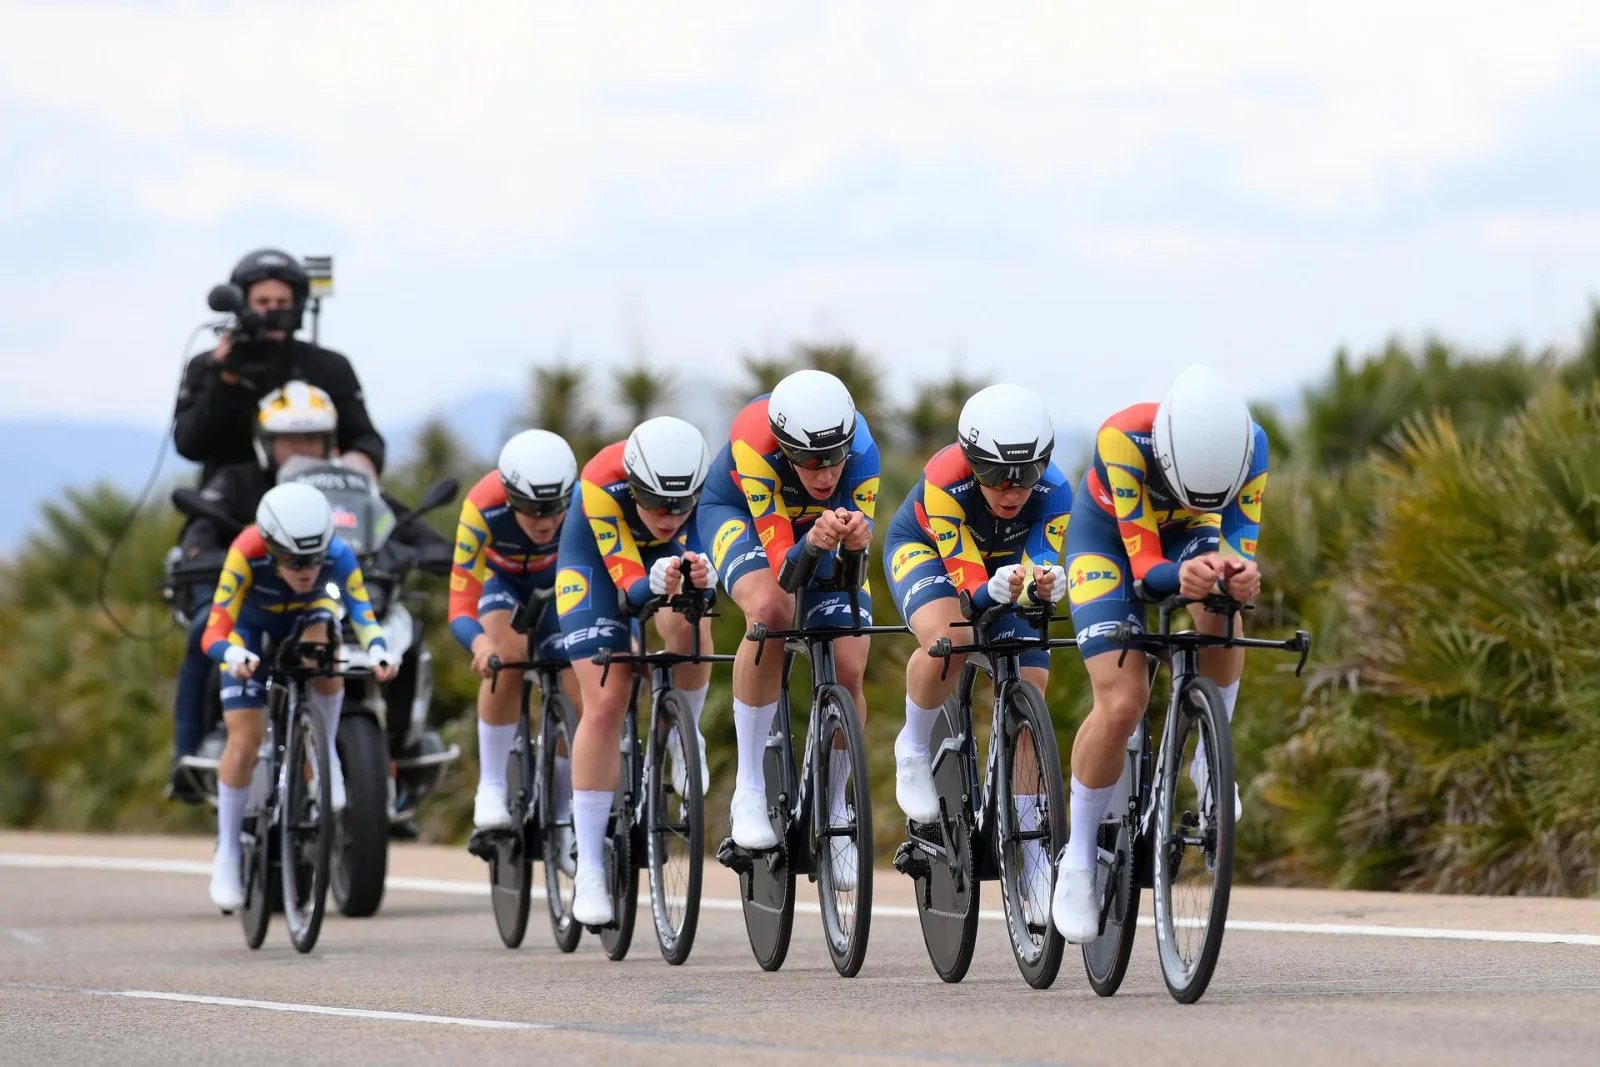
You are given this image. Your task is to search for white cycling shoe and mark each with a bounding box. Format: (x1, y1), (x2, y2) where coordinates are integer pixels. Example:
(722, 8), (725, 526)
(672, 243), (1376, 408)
(669, 729), (712, 798)
(473, 783), (513, 830)
(572, 868), (613, 926)
(730, 786), (779, 849)
(555, 824), (577, 877)
(328, 758), (347, 813)
(210, 852), (244, 912)
(1021, 854), (1053, 928)
(895, 753), (940, 824)
(827, 817), (859, 893)
(1051, 862), (1100, 943)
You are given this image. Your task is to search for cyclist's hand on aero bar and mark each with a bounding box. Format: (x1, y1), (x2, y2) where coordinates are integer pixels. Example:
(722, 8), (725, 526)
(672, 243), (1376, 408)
(836, 508), (872, 551)
(371, 649), (398, 683)
(1033, 564), (1067, 604)
(987, 564), (1024, 605)
(469, 634), (502, 679)
(223, 645), (260, 680)
(683, 551), (716, 592)
(650, 555), (684, 597)
(807, 509), (847, 552)
(1178, 554), (1224, 600)
(1221, 556), (1260, 602)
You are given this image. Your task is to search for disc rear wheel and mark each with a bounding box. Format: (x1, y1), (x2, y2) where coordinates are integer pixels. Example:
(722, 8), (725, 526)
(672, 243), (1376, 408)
(490, 719), (533, 949)
(906, 693), (979, 983)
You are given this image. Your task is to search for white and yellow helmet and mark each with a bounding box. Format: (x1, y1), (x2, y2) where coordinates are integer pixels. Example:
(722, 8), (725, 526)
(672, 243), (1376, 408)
(254, 380), (337, 468)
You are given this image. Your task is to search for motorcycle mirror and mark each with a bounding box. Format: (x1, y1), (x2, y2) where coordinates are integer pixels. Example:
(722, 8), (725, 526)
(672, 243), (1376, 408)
(207, 283), (246, 313)
(171, 487), (246, 537)
(392, 476), (460, 532)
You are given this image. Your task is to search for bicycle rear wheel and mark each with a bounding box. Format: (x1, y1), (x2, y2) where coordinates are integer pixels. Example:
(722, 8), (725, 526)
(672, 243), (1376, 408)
(1084, 718), (1145, 997)
(281, 697), (333, 954)
(599, 702), (640, 961)
(738, 709), (796, 972)
(1153, 676), (1234, 1004)
(490, 718), (533, 949)
(996, 681), (1066, 989)
(647, 691), (703, 966)
(814, 684), (872, 978)
(905, 693), (979, 983)
(539, 693), (582, 953)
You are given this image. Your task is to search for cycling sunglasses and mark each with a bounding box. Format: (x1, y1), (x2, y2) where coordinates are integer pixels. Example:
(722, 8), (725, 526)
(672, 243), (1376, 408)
(269, 548), (327, 572)
(969, 457), (1049, 492)
(779, 441), (852, 471)
(506, 492), (569, 518)
(631, 484), (702, 516)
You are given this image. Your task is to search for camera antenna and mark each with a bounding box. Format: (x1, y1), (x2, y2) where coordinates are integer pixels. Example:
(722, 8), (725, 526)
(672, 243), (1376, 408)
(303, 255), (333, 345)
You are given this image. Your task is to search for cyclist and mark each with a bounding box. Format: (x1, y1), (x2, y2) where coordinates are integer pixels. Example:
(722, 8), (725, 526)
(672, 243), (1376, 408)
(1051, 364), (1267, 942)
(448, 429), (580, 847)
(201, 482), (396, 910)
(557, 416), (716, 925)
(883, 383), (1069, 918)
(696, 370), (879, 886)
(169, 382), (341, 801)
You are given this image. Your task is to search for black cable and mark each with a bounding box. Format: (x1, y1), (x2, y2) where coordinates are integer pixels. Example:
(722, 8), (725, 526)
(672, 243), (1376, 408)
(94, 322), (220, 642)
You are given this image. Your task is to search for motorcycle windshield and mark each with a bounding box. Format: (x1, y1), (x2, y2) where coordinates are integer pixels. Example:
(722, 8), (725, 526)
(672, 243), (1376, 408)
(280, 461), (396, 556)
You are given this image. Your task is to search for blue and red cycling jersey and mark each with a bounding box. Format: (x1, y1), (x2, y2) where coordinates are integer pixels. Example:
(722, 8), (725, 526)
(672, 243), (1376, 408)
(447, 471), (563, 652)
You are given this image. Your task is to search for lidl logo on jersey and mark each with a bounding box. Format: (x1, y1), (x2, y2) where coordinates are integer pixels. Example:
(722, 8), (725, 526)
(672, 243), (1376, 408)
(929, 517), (959, 548)
(712, 519), (748, 569)
(1045, 517), (1068, 554)
(741, 476), (775, 517)
(1237, 473), (1267, 523)
(853, 477), (879, 512)
(890, 542), (937, 583)
(556, 567), (591, 615)
(1109, 477), (1142, 520)
(589, 517), (619, 554)
(1067, 554), (1123, 606)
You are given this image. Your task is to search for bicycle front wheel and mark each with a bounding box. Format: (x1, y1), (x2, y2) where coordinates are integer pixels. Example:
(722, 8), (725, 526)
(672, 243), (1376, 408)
(996, 681), (1066, 989)
(539, 693), (582, 953)
(1153, 676), (1235, 1004)
(647, 690), (703, 966)
(281, 696), (333, 954)
(813, 684), (872, 978)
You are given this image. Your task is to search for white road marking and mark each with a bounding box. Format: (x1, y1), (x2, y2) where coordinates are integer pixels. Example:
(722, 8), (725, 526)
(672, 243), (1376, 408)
(9, 929), (43, 944)
(3, 851), (1598, 947)
(104, 989), (547, 1029)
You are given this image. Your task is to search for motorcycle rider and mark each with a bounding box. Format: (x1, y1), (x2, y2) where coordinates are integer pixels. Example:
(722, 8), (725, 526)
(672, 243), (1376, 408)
(174, 248), (385, 486)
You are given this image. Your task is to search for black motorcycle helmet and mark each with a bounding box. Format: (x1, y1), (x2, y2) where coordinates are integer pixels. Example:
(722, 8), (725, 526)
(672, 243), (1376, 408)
(229, 249), (310, 332)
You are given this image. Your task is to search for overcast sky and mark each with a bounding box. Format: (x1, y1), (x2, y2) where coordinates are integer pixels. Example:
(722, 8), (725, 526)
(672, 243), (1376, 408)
(4, 1), (1600, 431)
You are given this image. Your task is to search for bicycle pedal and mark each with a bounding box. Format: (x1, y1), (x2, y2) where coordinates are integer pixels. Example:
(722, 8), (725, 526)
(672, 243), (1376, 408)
(715, 837), (754, 874)
(892, 840), (929, 880)
(466, 830), (503, 862)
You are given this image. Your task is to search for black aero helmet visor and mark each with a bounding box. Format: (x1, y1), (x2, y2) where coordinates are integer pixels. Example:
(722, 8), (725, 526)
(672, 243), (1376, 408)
(771, 411), (856, 471)
(628, 476), (701, 515)
(502, 476), (570, 517)
(961, 437), (1053, 491)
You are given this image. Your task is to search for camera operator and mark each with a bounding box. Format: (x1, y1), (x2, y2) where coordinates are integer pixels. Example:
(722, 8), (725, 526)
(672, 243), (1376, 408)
(173, 248), (385, 485)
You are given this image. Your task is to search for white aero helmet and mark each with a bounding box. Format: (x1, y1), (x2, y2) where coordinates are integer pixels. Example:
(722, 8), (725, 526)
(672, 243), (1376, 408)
(768, 369), (857, 470)
(958, 383), (1055, 490)
(256, 482), (335, 566)
(623, 416), (711, 515)
(498, 429), (577, 516)
(254, 380), (337, 468)
(1151, 364), (1256, 513)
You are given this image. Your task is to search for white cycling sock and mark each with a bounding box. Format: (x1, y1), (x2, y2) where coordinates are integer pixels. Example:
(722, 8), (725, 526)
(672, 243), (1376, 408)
(1065, 778), (1115, 872)
(554, 755), (572, 821)
(571, 789), (614, 878)
(217, 783), (248, 863)
(733, 698), (778, 793)
(1015, 793), (1046, 873)
(310, 688), (344, 773)
(897, 697), (941, 761)
(830, 748), (852, 824)
(680, 684), (709, 736)
(478, 721), (516, 792)
(1191, 680), (1241, 787)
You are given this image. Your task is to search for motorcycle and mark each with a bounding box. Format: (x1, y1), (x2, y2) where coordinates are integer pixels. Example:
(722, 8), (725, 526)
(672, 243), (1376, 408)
(166, 460), (460, 918)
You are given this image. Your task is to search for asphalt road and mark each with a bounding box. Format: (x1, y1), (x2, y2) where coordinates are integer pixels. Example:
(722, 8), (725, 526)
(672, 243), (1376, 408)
(3, 831), (1598, 1067)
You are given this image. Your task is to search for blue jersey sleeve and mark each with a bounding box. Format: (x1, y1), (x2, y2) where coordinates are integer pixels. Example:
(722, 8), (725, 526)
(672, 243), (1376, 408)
(331, 539), (386, 653)
(1219, 424), (1269, 562)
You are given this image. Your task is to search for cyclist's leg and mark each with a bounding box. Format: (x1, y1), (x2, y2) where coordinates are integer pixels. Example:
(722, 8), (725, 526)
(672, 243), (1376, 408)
(556, 536), (632, 920)
(294, 606), (350, 808)
(213, 631), (266, 906)
(472, 578), (527, 826)
(797, 582), (874, 835)
(705, 505), (792, 808)
(1055, 488), (1150, 939)
(885, 525), (965, 821)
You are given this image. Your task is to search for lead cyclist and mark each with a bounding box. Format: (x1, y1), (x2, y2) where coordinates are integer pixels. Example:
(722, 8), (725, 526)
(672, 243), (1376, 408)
(1051, 365), (1268, 942)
